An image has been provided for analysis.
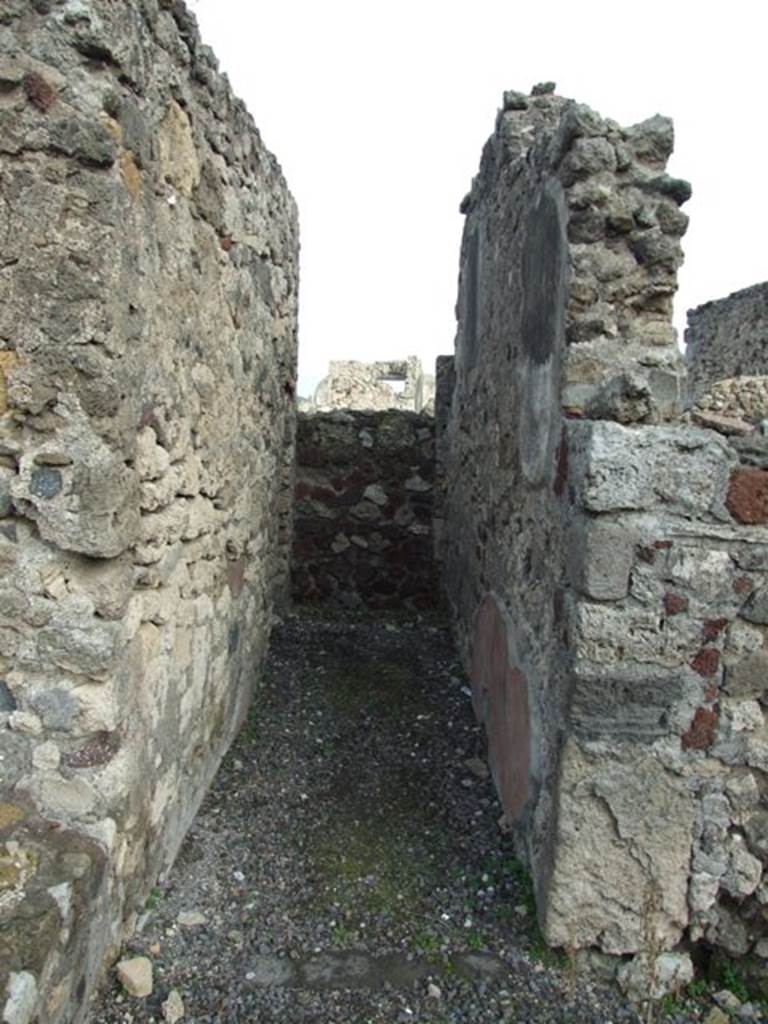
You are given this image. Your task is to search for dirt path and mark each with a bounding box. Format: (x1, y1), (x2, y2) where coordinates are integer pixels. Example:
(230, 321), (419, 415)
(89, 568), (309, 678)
(91, 610), (654, 1023)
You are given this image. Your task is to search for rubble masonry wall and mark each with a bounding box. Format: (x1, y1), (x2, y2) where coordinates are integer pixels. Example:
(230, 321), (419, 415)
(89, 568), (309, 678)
(307, 357), (436, 415)
(292, 410), (437, 610)
(440, 84), (768, 979)
(0, 2), (298, 1021)
(686, 282), (768, 400)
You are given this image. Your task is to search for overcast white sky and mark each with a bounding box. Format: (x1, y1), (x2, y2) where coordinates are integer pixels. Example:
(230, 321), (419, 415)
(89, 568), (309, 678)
(192, 0), (766, 398)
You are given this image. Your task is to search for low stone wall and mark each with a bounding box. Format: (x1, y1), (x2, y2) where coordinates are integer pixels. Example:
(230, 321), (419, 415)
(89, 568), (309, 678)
(686, 282), (768, 400)
(0, 3), (298, 1022)
(292, 411), (437, 610)
(440, 82), (768, 983)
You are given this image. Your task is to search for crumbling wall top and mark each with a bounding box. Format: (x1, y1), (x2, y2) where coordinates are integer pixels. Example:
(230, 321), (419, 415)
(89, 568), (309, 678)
(458, 81), (691, 427)
(307, 356), (435, 414)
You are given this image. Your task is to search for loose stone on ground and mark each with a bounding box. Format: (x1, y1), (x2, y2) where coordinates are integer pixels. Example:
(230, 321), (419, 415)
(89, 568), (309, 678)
(161, 989), (185, 1023)
(115, 957), (153, 998)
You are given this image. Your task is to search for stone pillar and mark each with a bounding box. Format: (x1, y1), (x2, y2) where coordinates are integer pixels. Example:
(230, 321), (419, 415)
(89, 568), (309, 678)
(442, 84), (768, 980)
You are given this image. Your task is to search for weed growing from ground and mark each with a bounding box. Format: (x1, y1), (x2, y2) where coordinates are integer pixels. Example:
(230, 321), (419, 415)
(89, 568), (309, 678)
(687, 978), (708, 999)
(719, 961), (750, 1002)
(330, 923), (357, 947)
(484, 854), (566, 968)
(659, 994), (683, 1016)
(412, 930), (442, 957)
(144, 887), (162, 911)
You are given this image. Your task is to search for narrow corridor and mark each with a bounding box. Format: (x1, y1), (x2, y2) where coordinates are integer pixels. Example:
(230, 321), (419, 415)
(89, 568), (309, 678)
(92, 610), (638, 1024)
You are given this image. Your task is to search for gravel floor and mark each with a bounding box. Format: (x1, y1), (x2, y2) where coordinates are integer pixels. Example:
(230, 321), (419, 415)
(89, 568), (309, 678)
(90, 609), (731, 1024)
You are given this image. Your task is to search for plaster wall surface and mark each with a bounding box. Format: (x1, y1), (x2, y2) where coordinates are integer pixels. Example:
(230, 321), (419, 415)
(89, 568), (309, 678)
(686, 282), (768, 400)
(292, 410), (437, 610)
(440, 83), (768, 977)
(0, 2), (298, 1021)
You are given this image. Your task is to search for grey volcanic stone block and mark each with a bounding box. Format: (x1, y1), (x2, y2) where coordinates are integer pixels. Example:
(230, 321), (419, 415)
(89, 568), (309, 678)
(569, 421), (734, 518)
(567, 518), (635, 600)
(544, 739), (694, 953)
(0, 679), (17, 711)
(742, 586), (768, 624)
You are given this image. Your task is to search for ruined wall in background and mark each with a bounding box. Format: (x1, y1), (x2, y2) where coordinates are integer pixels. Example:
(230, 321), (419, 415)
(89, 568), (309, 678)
(292, 411), (437, 610)
(441, 84), (768, 983)
(306, 357), (436, 414)
(686, 282), (768, 400)
(0, 3), (298, 1022)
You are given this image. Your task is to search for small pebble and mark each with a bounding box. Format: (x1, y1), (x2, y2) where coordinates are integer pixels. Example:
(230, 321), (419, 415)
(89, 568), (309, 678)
(714, 989), (742, 1012)
(161, 989), (185, 1023)
(177, 911), (206, 927)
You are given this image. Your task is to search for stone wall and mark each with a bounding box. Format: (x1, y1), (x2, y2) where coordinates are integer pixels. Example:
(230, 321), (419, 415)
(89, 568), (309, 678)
(556, 419), (768, 978)
(292, 410), (437, 610)
(0, 3), (298, 1022)
(686, 282), (768, 400)
(305, 357), (436, 414)
(432, 355), (455, 566)
(440, 83), (768, 981)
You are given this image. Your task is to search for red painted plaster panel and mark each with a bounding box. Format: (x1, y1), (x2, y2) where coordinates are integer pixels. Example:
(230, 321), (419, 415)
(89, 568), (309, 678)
(471, 595), (531, 822)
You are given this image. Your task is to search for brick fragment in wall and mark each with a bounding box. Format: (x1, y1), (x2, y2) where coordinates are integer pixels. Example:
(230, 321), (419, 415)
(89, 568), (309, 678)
(0, 4), (298, 1022)
(727, 468), (768, 525)
(682, 706), (719, 750)
(663, 592), (689, 615)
